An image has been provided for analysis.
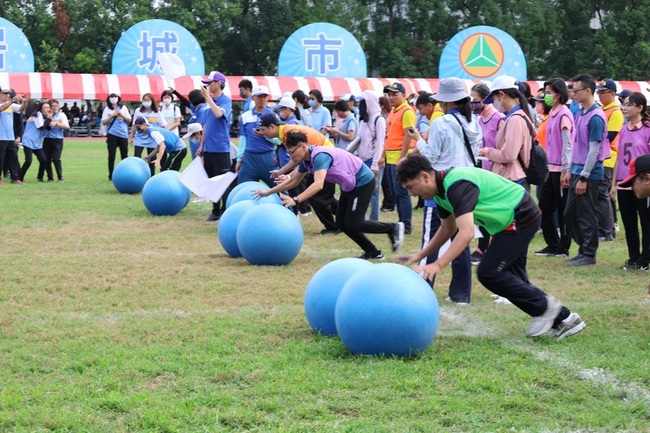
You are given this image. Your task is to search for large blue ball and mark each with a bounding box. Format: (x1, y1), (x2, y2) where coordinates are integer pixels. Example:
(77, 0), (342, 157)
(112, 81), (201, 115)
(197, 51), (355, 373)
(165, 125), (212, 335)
(230, 185), (282, 207)
(304, 258), (375, 336)
(217, 200), (259, 257)
(237, 203), (303, 265)
(142, 173), (189, 216)
(112, 157), (151, 194)
(335, 263), (440, 356)
(226, 181), (269, 208)
(157, 170), (191, 206)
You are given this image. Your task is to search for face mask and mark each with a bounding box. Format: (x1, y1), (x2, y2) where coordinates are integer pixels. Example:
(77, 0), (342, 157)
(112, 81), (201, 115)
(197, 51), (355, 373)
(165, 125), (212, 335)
(308, 99), (317, 108)
(544, 94), (555, 106)
(471, 102), (483, 114)
(109, 97), (118, 104)
(142, 101), (152, 108)
(239, 91), (246, 99)
(163, 97), (172, 106)
(492, 97), (504, 113)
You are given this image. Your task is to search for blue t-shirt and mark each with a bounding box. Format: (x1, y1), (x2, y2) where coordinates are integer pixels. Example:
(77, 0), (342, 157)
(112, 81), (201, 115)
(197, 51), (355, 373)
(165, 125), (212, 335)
(45, 111), (66, 139)
(239, 107), (276, 153)
(149, 126), (186, 153)
(203, 94), (232, 153)
(310, 105), (331, 137)
(0, 103), (21, 141)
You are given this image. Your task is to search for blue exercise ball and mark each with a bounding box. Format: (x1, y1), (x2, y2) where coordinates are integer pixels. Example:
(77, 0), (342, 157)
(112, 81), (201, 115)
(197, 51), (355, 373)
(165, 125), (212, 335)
(335, 263), (440, 356)
(142, 173), (189, 216)
(112, 157), (151, 194)
(304, 258), (375, 336)
(157, 170), (191, 206)
(217, 200), (259, 258)
(230, 184), (282, 207)
(226, 181), (269, 208)
(237, 203), (303, 265)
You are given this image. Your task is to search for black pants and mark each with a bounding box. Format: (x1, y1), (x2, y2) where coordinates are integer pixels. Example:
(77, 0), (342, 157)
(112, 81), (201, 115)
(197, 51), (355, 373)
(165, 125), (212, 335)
(38, 137), (64, 181)
(381, 169), (395, 209)
(421, 205), (472, 302)
(618, 189), (650, 265)
(564, 175), (600, 258)
(20, 147), (47, 181)
(336, 179), (394, 254)
(538, 171), (571, 252)
(107, 134), (128, 180)
(477, 217), (570, 321)
(134, 146), (162, 177)
(307, 173), (338, 231)
(203, 152), (234, 216)
(0, 140), (20, 180)
(596, 167), (615, 239)
(161, 148), (187, 172)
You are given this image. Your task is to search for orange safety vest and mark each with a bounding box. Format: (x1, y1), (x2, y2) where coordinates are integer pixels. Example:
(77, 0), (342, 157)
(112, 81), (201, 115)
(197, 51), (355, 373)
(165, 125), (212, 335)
(279, 124), (330, 146)
(602, 105), (621, 153)
(385, 103), (416, 152)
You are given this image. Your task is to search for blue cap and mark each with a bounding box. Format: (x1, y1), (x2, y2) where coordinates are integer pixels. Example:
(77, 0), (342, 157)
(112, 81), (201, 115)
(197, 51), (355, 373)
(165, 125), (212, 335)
(596, 78), (616, 92)
(383, 82), (406, 94)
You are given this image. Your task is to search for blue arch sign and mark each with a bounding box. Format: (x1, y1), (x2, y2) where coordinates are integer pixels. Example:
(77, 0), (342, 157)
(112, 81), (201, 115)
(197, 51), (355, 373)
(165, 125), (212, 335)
(0, 17), (34, 72)
(278, 23), (367, 78)
(112, 19), (204, 76)
(439, 26), (527, 81)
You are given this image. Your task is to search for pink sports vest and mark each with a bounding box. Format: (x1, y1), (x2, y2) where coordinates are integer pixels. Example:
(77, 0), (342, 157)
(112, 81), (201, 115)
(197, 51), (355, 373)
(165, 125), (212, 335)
(615, 124), (650, 181)
(546, 106), (575, 166)
(306, 146), (364, 192)
(573, 106), (610, 164)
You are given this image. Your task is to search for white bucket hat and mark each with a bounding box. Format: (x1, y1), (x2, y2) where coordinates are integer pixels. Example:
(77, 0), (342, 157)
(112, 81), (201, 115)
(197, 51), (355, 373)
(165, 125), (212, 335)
(431, 77), (470, 102)
(182, 123), (203, 139)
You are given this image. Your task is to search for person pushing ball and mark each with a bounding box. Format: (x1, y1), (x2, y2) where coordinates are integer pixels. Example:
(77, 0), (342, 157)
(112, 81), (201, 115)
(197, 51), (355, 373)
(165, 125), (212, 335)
(253, 131), (404, 260)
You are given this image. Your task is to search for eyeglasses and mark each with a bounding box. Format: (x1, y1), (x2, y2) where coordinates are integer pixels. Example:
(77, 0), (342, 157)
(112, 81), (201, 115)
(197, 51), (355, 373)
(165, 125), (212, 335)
(572, 87), (589, 93)
(287, 145), (302, 157)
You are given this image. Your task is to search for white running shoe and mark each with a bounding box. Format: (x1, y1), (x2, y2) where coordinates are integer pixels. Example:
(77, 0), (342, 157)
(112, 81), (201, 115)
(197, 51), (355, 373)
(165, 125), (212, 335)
(526, 296), (561, 337)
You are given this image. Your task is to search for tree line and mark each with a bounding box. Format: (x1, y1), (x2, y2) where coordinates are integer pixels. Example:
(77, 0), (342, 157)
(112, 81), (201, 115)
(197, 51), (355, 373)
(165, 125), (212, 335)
(2, 0), (650, 80)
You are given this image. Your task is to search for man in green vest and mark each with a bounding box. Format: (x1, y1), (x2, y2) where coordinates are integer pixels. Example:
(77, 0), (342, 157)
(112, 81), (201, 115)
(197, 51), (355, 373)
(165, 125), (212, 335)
(395, 154), (585, 340)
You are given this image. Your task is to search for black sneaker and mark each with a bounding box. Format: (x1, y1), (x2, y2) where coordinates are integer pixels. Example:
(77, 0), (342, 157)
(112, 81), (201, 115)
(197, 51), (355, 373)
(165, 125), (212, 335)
(471, 249), (483, 265)
(535, 246), (558, 256)
(380, 206), (395, 213)
(388, 222), (405, 252)
(566, 254), (596, 267)
(205, 213), (220, 222)
(359, 251), (385, 260)
(319, 228), (341, 235)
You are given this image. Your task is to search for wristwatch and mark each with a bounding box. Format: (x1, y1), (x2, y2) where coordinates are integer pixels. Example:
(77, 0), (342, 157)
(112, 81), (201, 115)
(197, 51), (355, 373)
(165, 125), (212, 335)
(579, 176), (588, 182)
(292, 196), (300, 205)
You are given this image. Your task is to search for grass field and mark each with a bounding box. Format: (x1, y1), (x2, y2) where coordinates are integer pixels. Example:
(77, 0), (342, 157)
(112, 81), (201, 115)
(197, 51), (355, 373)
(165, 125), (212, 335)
(0, 139), (648, 432)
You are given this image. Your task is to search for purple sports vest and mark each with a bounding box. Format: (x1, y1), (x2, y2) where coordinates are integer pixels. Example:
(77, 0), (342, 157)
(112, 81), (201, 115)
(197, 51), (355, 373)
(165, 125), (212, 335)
(573, 105), (611, 164)
(546, 106), (575, 166)
(306, 146), (364, 192)
(479, 110), (503, 172)
(615, 124), (650, 181)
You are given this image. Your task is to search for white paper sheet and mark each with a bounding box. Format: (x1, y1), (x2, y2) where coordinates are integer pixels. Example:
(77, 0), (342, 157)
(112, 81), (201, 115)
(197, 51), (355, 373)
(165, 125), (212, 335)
(178, 157), (238, 203)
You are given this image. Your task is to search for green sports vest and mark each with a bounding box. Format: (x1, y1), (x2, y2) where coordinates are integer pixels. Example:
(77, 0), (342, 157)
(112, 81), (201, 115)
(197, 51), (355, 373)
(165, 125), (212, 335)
(434, 167), (526, 235)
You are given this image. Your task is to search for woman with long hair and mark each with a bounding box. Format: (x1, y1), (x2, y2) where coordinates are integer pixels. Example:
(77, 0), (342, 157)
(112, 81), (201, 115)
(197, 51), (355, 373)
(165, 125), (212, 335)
(612, 92), (650, 270)
(20, 101), (52, 182)
(535, 78), (574, 258)
(101, 93), (131, 180)
(478, 75), (536, 191)
(130, 93), (166, 175)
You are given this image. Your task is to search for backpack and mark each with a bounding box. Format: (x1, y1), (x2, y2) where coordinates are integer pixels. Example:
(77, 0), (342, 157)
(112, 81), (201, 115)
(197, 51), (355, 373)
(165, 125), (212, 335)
(514, 114), (549, 185)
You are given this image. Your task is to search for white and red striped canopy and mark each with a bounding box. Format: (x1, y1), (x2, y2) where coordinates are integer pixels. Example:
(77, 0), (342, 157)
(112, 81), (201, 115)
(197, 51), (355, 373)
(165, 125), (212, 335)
(1, 72), (650, 102)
